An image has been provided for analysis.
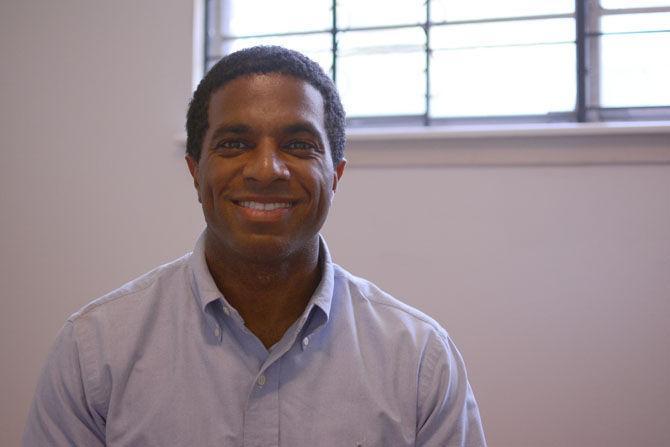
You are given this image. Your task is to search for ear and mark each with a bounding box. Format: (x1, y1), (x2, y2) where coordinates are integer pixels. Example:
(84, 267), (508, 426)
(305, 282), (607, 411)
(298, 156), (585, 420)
(185, 154), (202, 203)
(331, 158), (346, 193)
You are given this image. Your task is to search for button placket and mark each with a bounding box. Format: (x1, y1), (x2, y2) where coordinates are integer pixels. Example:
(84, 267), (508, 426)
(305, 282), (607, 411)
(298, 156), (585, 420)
(244, 363), (280, 445)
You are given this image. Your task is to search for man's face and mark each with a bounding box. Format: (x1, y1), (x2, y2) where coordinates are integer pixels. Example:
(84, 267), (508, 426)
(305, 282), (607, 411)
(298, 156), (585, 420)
(187, 73), (345, 262)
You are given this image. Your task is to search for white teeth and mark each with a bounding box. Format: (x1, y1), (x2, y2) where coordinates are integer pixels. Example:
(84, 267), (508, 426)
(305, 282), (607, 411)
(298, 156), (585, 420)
(240, 201), (291, 211)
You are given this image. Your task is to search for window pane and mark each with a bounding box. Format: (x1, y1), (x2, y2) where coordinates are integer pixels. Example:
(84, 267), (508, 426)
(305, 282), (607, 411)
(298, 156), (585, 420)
(223, 0), (332, 37)
(338, 0), (425, 28)
(431, 20), (575, 116)
(219, 34), (333, 75)
(432, 18), (573, 48)
(432, 0), (573, 22)
(600, 0), (670, 9)
(337, 28), (426, 117)
(600, 14), (670, 107)
(601, 11), (670, 33)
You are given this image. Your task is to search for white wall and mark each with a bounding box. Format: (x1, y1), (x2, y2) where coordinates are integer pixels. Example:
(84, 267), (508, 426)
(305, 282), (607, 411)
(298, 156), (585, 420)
(1, 1), (669, 446)
(0, 1), (198, 445)
(323, 162), (670, 447)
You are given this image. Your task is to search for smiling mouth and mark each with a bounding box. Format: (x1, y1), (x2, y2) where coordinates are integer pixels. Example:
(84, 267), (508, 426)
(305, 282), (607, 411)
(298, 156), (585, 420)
(235, 200), (293, 211)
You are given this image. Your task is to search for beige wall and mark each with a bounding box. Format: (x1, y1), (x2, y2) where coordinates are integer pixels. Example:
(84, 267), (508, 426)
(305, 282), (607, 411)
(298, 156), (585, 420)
(324, 164), (670, 447)
(1, 1), (198, 445)
(1, 1), (669, 446)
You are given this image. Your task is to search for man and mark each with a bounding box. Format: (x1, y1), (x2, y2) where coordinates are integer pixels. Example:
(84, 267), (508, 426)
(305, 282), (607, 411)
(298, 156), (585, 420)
(24, 46), (486, 446)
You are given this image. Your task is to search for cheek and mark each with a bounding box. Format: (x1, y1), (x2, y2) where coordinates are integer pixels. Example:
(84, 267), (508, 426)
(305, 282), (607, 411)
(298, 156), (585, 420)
(308, 165), (335, 211)
(201, 164), (234, 196)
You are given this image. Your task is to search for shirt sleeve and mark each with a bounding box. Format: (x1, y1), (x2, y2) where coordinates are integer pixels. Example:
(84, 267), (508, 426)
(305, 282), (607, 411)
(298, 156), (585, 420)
(416, 330), (487, 447)
(23, 321), (106, 447)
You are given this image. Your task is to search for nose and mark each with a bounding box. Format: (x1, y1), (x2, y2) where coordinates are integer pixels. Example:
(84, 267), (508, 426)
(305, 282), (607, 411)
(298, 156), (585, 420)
(242, 139), (290, 185)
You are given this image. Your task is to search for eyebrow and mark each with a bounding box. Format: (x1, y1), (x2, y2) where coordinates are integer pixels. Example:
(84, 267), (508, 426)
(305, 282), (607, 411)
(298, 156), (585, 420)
(210, 124), (252, 142)
(282, 122), (325, 147)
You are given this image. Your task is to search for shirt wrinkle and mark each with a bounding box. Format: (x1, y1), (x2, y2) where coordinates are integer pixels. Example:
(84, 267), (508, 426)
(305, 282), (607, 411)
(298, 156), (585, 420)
(418, 332), (443, 415)
(71, 321), (104, 419)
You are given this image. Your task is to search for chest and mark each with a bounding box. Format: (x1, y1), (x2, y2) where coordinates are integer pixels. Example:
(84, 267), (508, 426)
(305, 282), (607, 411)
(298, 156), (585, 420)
(101, 335), (418, 446)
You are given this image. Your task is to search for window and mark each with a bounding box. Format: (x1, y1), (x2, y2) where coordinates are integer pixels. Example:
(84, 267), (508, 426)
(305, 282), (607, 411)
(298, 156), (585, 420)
(204, 0), (670, 127)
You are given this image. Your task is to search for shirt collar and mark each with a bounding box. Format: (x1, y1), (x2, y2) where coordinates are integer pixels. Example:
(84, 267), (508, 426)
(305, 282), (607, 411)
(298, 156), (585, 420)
(189, 230), (225, 310)
(188, 230), (335, 322)
(311, 236), (335, 319)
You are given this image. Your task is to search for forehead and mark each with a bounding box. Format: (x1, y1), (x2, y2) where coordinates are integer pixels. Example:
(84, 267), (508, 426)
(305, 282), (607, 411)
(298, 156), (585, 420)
(207, 73), (326, 128)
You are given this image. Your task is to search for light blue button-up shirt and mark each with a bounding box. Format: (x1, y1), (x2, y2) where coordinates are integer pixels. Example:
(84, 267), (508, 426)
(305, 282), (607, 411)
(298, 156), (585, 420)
(24, 233), (486, 446)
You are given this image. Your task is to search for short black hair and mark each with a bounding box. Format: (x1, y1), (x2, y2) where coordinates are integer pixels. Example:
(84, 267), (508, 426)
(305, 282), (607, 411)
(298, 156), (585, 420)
(186, 46), (346, 166)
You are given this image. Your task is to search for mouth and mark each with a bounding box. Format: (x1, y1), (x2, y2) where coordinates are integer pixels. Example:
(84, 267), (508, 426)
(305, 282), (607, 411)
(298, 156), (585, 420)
(235, 200), (293, 211)
(230, 198), (297, 223)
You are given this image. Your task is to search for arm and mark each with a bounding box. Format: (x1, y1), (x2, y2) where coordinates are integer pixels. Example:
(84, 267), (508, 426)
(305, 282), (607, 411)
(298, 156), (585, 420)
(416, 331), (487, 447)
(23, 321), (106, 447)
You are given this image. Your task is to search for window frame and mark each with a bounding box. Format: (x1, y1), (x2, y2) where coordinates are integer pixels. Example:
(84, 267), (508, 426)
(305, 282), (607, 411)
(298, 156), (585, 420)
(203, 0), (670, 128)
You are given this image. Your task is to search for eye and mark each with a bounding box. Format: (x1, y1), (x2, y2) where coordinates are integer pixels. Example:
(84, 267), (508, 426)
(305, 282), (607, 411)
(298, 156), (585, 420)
(215, 140), (249, 150)
(213, 140), (252, 157)
(284, 140), (317, 151)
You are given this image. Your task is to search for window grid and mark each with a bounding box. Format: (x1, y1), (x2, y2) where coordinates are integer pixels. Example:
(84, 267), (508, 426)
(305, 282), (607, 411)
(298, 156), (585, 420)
(205, 0), (670, 126)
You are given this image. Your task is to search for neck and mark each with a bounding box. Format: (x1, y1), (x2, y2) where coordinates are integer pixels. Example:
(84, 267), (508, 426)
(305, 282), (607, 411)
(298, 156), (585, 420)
(203, 232), (322, 348)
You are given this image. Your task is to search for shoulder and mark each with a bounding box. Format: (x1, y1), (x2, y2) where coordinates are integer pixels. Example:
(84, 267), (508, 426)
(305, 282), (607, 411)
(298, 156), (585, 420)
(330, 264), (473, 409)
(60, 252), (199, 401)
(64, 252), (198, 354)
(332, 264), (450, 346)
(67, 252), (193, 325)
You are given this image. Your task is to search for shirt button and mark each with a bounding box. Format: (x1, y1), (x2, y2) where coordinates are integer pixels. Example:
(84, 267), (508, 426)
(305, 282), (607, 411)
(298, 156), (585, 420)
(223, 306), (231, 316)
(302, 337), (309, 347)
(257, 374), (266, 386)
